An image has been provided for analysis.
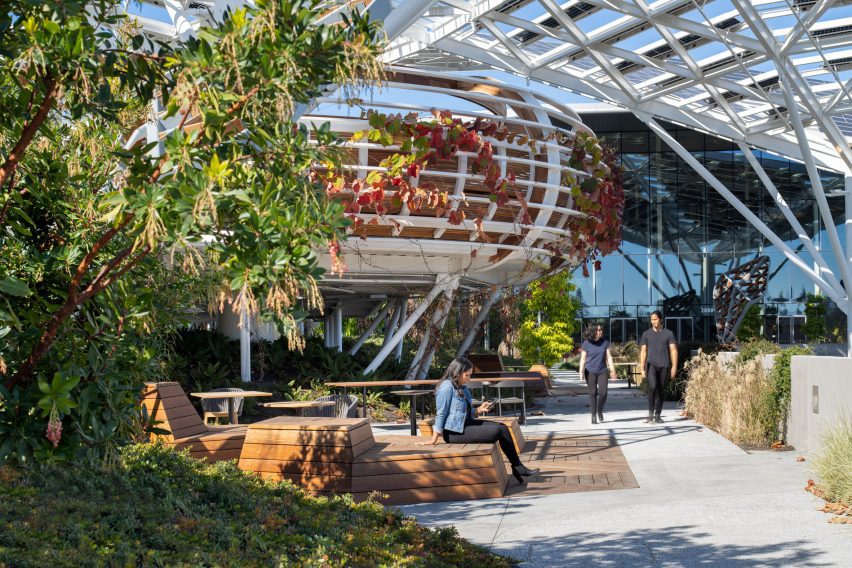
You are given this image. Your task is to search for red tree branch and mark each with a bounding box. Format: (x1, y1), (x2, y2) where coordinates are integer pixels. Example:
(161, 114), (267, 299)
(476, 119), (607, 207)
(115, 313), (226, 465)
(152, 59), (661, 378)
(0, 74), (58, 190)
(4, 216), (139, 391)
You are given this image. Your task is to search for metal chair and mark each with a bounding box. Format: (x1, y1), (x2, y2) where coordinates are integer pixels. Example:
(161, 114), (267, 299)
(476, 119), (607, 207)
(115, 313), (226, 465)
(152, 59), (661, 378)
(201, 387), (245, 425)
(494, 380), (526, 425)
(468, 383), (485, 406)
(305, 394), (359, 418)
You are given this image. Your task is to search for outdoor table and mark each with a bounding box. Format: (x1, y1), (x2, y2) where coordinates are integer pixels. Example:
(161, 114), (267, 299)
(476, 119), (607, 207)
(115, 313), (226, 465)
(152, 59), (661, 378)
(260, 400), (336, 416)
(389, 389), (433, 435)
(189, 390), (272, 424)
(325, 376), (544, 420)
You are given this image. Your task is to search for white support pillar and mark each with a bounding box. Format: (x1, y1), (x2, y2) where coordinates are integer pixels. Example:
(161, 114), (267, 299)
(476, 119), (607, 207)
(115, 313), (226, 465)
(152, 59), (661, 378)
(847, 175), (852, 357)
(457, 288), (503, 357)
(381, 299), (404, 350)
(239, 305), (251, 383)
(394, 298), (408, 362)
(362, 274), (456, 375)
(349, 301), (392, 356)
(333, 307), (343, 352)
(408, 280), (459, 380)
(416, 289), (457, 379)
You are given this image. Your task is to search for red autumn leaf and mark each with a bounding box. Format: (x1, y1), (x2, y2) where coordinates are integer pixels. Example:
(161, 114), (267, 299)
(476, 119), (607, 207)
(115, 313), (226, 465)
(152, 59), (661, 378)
(407, 163), (420, 178)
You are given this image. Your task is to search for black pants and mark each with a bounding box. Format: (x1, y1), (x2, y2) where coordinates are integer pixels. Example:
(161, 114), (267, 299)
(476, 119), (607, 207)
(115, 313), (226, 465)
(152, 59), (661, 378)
(585, 371), (608, 416)
(646, 364), (669, 417)
(443, 420), (521, 466)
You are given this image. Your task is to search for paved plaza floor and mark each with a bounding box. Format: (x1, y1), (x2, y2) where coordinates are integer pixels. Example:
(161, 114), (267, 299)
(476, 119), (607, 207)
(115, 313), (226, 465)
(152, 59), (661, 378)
(373, 372), (852, 567)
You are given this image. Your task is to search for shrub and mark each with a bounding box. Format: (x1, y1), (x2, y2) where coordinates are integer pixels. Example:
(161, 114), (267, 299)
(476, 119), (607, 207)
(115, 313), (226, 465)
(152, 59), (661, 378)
(766, 346), (812, 442)
(734, 338), (781, 366)
(0, 444), (513, 567)
(812, 416), (852, 508)
(683, 353), (776, 446)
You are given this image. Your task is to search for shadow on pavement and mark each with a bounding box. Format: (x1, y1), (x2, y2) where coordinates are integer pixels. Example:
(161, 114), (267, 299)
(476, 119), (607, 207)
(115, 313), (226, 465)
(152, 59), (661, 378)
(490, 527), (829, 567)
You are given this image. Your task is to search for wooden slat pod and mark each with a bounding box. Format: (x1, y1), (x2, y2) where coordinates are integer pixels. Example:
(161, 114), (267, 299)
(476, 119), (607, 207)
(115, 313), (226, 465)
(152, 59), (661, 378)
(349, 435), (509, 505)
(238, 416), (376, 492)
(141, 382), (247, 463)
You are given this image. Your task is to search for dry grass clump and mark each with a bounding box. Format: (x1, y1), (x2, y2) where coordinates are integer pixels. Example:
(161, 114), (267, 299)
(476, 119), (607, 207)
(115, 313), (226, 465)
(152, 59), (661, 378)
(683, 352), (775, 446)
(811, 416), (852, 520)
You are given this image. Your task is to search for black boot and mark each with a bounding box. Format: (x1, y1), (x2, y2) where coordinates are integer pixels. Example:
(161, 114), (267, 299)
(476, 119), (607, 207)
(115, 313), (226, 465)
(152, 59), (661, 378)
(512, 464), (539, 483)
(598, 411), (604, 422)
(591, 415), (598, 424)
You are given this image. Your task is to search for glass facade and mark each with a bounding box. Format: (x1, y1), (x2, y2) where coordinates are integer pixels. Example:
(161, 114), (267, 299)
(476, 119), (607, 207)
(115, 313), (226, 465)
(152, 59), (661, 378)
(575, 113), (846, 344)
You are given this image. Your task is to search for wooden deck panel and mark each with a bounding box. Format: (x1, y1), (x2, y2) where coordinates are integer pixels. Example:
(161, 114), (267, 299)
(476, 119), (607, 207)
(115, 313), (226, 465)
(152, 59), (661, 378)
(351, 465), (502, 493)
(239, 423), (374, 448)
(173, 436), (245, 453)
(350, 482), (505, 505)
(189, 448), (243, 463)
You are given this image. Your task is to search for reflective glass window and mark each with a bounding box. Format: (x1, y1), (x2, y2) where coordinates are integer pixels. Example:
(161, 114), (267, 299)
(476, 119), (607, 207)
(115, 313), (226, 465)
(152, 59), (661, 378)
(623, 254), (649, 305)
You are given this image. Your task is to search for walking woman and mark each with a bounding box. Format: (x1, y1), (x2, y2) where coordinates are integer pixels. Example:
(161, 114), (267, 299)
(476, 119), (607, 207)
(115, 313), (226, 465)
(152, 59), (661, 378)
(579, 324), (617, 424)
(430, 357), (539, 484)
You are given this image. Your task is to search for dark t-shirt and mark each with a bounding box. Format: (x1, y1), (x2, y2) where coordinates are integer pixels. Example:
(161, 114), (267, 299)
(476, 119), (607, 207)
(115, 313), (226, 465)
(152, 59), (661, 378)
(581, 339), (610, 374)
(640, 327), (676, 368)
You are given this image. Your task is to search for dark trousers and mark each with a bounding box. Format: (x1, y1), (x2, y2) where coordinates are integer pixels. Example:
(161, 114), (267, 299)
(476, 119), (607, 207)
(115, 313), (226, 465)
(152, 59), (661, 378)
(646, 364), (669, 416)
(443, 420), (521, 466)
(585, 371), (608, 416)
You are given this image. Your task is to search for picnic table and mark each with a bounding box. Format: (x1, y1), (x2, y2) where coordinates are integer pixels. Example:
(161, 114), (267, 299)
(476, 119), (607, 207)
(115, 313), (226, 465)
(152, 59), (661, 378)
(190, 390), (272, 424)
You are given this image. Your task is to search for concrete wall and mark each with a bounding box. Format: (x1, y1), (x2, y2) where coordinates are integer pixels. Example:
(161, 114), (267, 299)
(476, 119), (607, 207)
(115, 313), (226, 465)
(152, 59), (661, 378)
(788, 356), (852, 453)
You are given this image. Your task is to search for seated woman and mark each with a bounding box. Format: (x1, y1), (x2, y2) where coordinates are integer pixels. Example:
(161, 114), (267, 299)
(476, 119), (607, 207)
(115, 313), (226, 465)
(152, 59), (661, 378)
(429, 357), (539, 484)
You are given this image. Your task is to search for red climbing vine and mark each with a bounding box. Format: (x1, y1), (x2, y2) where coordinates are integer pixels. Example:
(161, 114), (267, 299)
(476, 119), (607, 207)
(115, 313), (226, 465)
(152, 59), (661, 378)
(321, 109), (623, 276)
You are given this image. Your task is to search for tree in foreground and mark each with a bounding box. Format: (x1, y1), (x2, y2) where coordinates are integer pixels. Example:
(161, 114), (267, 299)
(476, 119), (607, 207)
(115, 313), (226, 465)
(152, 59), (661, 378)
(0, 0), (383, 463)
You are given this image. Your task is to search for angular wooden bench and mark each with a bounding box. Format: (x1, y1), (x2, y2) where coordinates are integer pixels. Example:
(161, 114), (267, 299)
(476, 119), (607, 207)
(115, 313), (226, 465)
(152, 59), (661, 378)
(141, 382), (247, 463)
(417, 415), (526, 456)
(237, 416), (509, 505)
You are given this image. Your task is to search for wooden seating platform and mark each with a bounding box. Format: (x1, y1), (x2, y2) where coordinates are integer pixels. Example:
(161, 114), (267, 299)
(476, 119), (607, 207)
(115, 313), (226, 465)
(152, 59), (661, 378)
(418, 416), (525, 456)
(142, 383), (638, 504)
(141, 382), (246, 462)
(236, 416), (508, 505)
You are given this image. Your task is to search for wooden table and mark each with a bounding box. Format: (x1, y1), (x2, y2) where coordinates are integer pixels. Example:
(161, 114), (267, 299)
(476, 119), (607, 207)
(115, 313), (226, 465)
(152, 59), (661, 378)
(260, 400), (336, 416)
(189, 390), (272, 424)
(389, 389), (433, 435)
(326, 376), (545, 420)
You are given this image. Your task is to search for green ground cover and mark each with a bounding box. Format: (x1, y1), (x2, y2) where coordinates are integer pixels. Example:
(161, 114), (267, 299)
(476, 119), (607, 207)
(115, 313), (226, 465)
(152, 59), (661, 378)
(0, 444), (514, 567)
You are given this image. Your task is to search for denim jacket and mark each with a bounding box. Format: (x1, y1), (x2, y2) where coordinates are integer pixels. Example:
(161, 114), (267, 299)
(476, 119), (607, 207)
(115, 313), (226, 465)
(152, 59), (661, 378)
(433, 380), (473, 434)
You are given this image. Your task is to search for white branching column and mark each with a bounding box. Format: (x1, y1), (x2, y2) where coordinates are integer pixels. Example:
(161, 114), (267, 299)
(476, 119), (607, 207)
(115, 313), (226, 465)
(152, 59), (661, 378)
(408, 286), (458, 380)
(457, 287), (503, 358)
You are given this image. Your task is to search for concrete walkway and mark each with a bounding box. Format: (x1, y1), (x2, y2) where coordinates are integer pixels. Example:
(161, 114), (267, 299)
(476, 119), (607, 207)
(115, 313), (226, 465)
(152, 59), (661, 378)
(373, 371), (852, 567)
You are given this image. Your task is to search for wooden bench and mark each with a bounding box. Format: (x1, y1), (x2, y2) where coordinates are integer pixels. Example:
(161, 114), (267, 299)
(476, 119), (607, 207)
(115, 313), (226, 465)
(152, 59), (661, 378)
(141, 382), (247, 463)
(417, 416), (525, 456)
(236, 416), (508, 505)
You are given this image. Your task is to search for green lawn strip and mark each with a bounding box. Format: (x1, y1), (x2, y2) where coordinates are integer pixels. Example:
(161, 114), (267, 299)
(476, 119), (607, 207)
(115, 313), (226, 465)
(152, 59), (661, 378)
(0, 444), (514, 567)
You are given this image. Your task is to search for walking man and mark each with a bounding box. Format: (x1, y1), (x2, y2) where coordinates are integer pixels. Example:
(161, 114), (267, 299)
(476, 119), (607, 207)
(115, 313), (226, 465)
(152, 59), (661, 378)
(639, 311), (677, 423)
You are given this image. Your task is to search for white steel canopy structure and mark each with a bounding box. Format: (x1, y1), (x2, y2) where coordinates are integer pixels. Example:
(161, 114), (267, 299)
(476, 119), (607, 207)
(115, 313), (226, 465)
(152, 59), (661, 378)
(126, 0), (852, 356)
(376, 0), (852, 352)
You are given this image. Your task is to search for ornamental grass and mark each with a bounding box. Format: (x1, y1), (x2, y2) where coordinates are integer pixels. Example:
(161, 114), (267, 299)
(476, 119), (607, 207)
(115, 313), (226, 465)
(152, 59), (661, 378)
(812, 416), (852, 513)
(683, 353), (776, 446)
(0, 444), (513, 567)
